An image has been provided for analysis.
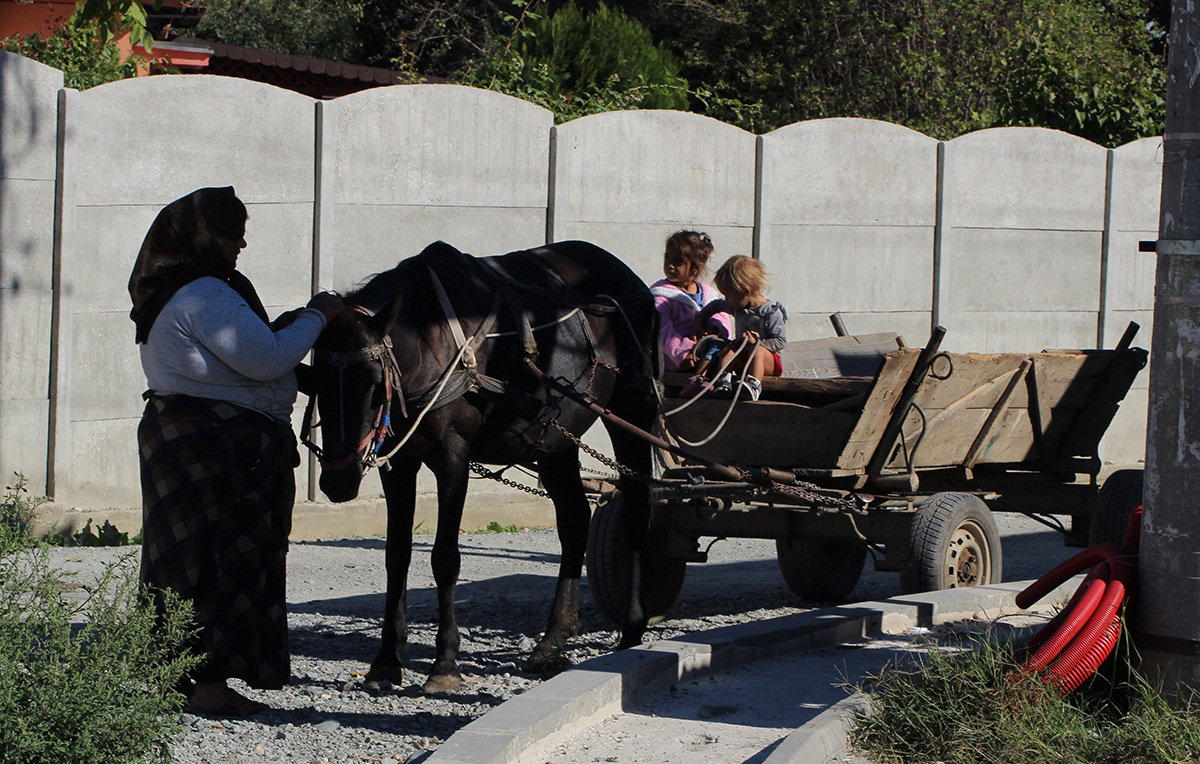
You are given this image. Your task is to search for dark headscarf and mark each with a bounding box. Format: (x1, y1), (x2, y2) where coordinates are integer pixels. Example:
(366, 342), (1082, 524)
(129, 186), (269, 344)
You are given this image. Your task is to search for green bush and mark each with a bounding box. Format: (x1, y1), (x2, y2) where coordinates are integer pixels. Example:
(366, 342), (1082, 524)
(0, 523), (200, 764)
(0, 473), (40, 538)
(0, 13), (141, 90)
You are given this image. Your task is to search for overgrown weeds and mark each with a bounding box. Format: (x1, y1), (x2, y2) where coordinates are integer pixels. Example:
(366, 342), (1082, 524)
(0, 510), (201, 763)
(851, 629), (1200, 764)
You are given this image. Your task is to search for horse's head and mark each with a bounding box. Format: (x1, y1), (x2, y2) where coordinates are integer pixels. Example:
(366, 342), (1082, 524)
(307, 306), (401, 502)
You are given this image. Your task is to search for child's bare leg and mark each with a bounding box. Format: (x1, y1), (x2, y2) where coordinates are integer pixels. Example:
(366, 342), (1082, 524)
(748, 346), (771, 380)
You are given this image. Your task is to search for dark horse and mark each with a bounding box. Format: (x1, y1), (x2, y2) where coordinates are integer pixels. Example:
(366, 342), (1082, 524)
(308, 240), (658, 692)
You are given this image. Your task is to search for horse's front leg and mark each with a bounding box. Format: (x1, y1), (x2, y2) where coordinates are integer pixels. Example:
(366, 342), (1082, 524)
(525, 445), (590, 673)
(365, 457), (420, 691)
(423, 451), (470, 693)
(604, 411), (655, 650)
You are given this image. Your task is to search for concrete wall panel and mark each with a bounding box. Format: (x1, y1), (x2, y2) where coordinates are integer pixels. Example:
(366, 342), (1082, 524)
(940, 310), (1097, 354)
(67, 312), (142, 421)
(942, 229), (1102, 312)
(334, 85), (551, 207)
(556, 221), (754, 287)
(330, 205), (548, 291)
(0, 398), (49, 486)
(0, 52), (61, 492)
(944, 128), (1108, 230)
(1108, 139), (1160, 313)
(554, 110), (756, 231)
(0, 281), (53, 398)
(0, 51), (62, 180)
(1100, 389), (1147, 466)
(763, 118), (938, 225)
(239, 202), (315, 311)
(67, 418), (140, 507)
(767, 226), (934, 315)
(73, 76), (316, 206)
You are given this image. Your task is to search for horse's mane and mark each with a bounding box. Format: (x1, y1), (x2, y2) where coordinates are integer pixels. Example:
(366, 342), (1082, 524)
(345, 242), (485, 318)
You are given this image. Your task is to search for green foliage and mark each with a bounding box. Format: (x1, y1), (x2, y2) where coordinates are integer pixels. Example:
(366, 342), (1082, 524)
(512, 2), (687, 110)
(358, 0), (527, 77)
(0, 524), (200, 764)
(485, 521), (519, 533)
(1, 13), (141, 90)
(851, 633), (1200, 764)
(461, 1), (691, 121)
(619, 0), (1164, 145)
(188, 0), (364, 63)
(0, 474), (41, 540)
(76, 0), (159, 51)
(43, 519), (142, 548)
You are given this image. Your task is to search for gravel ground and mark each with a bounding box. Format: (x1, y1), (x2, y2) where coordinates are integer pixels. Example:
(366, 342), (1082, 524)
(47, 512), (1076, 764)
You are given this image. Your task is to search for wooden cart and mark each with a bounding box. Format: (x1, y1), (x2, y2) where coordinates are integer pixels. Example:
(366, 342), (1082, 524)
(582, 323), (1148, 626)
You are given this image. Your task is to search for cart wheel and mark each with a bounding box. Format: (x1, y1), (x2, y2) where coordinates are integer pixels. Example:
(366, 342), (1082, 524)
(586, 490), (686, 628)
(901, 492), (1002, 593)
(775, 537), (866, 603)
(1088, 469), (1143, 549)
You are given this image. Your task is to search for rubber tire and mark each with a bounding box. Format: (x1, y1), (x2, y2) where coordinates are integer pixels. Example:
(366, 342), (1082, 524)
(586, 491), (686, 628)
(901, 492), (1002, 594)
(775, 537), (866, 603)
(1088, 469), (1143, 549)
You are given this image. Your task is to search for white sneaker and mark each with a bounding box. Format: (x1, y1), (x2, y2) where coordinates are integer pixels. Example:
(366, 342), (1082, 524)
(740, 375), (762, 401)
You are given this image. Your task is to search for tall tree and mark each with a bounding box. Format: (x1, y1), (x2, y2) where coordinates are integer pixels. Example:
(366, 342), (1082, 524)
(602, 0), (1165, 145)
(189, 0), (364, 63)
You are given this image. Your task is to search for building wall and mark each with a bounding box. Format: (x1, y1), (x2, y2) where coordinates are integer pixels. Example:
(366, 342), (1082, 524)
(0, 54), (1162, 530)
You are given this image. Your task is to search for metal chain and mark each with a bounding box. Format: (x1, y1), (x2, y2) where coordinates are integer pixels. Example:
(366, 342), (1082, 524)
(734, 466), (864, 512)
(468, 462), (550, 498)
(550, 419), (664, 486)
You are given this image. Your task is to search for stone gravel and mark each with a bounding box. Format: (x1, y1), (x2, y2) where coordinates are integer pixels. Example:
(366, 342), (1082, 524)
(47, 513), (1074, 764)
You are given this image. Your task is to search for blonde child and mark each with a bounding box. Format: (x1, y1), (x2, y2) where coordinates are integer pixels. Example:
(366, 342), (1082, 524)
(650, 231), (732, 372)
(688, 255), (787, 401)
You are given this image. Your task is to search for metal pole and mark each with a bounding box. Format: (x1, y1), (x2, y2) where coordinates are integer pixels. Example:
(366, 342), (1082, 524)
(1135, 0), (1200, 698)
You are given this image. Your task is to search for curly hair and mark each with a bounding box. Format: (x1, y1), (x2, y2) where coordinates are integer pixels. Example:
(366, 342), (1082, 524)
(664, 230), (715, 278)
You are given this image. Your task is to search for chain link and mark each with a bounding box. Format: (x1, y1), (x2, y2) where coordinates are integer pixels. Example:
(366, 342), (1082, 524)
(468, 462), (550, 498)
(549, 419), (665, 486)
(735, 467), (865, 512)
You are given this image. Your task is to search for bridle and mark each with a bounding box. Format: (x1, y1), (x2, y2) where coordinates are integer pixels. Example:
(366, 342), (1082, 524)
(301, 322), (405, 472)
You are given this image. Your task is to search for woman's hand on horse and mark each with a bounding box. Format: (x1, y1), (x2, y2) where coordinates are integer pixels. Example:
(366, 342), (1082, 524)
(308, 291), (346, 322)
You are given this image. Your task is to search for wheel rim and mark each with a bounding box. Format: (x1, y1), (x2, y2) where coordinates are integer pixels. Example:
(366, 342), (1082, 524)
(946, 520), (991, 587)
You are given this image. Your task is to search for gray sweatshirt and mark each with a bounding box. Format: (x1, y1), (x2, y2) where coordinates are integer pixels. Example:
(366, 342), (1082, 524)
(140, 277), (326, 421)
(698, 299), (788, 352)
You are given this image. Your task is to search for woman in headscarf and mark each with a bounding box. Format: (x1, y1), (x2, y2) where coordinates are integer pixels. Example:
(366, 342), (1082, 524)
(130, 186), (343, 716)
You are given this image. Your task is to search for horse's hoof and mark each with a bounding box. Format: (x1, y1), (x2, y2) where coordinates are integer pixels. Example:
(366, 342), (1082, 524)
(421, 673), (461, 694)
(364, 665), (404, 691)
(525, 650), (572, 679)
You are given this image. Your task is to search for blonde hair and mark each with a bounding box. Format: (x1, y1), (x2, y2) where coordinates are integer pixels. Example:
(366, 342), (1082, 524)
(714, 255), (770, 297)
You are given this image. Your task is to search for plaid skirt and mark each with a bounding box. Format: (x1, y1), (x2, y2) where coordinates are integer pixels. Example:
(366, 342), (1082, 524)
(138, 393), (299, 689)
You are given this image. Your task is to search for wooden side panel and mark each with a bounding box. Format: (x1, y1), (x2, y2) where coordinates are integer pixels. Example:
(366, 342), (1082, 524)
(663, 400), (857, 469)
(871, 351), (1110, 470)
(779, 332), (904, 379)
(838, 349), (922, 469)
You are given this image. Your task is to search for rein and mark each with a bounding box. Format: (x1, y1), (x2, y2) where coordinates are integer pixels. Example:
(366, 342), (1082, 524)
(301, 321), (404, 472)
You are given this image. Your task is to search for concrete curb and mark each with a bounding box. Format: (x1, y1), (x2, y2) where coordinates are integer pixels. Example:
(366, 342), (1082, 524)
(426, 579), (1077, 764)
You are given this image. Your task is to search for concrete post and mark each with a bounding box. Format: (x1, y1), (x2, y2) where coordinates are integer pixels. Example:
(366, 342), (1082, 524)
(1135, 0), (1200, 695)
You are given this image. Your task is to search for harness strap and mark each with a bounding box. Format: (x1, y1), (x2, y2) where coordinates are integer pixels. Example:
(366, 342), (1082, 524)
(478, 258), (540, 361)
(426, 266), (475, 368)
